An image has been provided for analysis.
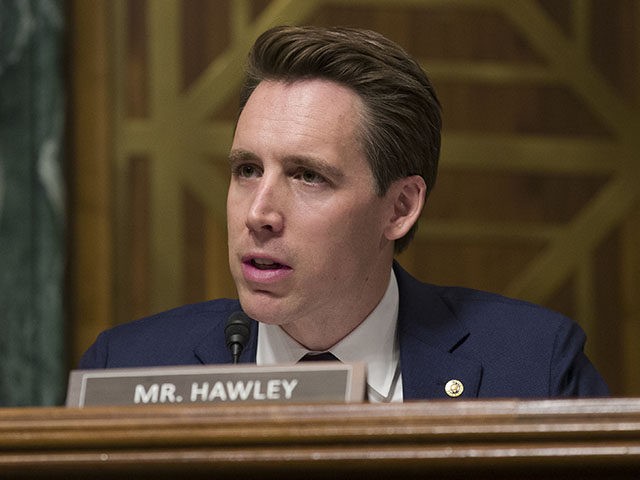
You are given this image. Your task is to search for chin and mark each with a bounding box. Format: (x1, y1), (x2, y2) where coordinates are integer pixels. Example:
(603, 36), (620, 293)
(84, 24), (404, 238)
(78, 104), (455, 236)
(238, 296), (286, 325)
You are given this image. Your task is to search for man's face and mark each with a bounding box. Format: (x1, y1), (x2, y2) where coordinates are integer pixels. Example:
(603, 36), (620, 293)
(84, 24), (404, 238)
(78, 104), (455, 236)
(227, 79), (397, 349)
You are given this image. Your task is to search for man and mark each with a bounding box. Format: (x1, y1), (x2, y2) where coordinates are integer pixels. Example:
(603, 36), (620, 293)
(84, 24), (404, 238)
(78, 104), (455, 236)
(80, 26), (608, 400)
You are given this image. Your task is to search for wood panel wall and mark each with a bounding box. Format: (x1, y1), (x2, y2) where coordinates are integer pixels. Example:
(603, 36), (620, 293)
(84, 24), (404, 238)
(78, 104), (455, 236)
(68, 0), (640, 396)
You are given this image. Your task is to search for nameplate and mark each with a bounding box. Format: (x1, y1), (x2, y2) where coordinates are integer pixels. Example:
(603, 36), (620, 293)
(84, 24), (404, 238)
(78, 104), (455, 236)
(66, 363), (366, 407)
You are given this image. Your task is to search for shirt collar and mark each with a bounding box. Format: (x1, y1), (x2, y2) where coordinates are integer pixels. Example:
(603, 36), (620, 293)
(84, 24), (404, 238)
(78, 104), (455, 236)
(256, 270), (401, 401)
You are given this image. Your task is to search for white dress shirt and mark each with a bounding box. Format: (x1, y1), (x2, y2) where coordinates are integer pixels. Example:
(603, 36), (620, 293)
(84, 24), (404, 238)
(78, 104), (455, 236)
(256, 270), (403, 402)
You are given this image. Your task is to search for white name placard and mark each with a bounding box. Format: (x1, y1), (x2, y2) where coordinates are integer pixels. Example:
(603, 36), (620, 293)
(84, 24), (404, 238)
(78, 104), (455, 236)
(66, 363), (366, 407)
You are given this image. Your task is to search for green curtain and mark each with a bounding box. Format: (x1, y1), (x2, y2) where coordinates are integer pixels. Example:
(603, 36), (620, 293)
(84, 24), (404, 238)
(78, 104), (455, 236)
(0, 0), (66, 406)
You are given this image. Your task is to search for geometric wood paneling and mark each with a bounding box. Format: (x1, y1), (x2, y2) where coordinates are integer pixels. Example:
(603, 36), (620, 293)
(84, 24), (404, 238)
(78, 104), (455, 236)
(70, 0), (640, 395)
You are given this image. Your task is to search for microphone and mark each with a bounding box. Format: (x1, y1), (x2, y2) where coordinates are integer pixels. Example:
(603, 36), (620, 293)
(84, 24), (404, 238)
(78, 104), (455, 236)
(225, 311), (252, 364)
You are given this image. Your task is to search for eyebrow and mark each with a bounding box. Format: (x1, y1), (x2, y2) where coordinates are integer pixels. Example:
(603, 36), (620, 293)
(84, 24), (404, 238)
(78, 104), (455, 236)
(228, 149), (258, 165)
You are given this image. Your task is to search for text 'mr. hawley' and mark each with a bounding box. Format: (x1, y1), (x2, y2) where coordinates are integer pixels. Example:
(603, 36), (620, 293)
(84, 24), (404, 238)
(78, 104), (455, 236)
(133, 378), (300, 404)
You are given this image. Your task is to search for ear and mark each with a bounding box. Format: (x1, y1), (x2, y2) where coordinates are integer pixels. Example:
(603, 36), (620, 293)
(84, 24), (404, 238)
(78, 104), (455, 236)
(383, 175), (426, 241)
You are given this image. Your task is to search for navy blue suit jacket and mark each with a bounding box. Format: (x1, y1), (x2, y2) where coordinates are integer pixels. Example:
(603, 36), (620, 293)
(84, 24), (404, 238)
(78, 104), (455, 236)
(79, 264), (609, 399)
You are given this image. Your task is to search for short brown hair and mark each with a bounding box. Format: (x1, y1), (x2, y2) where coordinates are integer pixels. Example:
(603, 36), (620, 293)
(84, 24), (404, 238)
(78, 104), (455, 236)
(238, 25), (442, 253)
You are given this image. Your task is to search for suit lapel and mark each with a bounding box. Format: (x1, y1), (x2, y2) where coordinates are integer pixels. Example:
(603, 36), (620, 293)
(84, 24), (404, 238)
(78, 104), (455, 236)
(395, 263), (483, 399)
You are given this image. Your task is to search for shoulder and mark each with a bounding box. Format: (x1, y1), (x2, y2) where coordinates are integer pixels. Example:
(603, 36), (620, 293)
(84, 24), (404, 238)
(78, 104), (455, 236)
(79, 298), (240, 368)
(438, 284), (567, 328)
(106, 298), (240, 337)
(396, 263), (574, 368)
(396, 262), (569, 332)
(418, 279), (576, 350)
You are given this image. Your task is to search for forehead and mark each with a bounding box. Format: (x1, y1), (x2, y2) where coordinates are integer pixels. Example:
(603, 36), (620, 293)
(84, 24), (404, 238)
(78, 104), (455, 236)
(235, 79), (366, 144)
(247, 77), (363, 110)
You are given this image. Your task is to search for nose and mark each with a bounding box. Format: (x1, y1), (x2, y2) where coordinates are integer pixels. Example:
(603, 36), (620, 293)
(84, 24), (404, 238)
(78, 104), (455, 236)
(245, 176), (284, 235)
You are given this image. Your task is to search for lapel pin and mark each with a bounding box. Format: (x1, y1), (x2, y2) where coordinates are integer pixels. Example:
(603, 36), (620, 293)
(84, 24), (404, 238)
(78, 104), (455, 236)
(445, 379), (464, 398)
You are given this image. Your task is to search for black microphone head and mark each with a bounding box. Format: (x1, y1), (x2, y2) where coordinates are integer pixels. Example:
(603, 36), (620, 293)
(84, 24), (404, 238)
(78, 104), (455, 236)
(225, 311), (252, 347)
(225, 311), (252, 363)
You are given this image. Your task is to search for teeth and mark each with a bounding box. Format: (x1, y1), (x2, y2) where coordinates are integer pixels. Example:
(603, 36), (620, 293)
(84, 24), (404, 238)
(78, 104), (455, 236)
(253, 258), (275, 266)
(251, 258), (281, 270)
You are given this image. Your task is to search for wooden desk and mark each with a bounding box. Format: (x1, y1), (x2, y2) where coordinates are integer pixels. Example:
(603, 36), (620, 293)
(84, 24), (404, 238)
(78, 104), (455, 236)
(1, 398), (639, 479)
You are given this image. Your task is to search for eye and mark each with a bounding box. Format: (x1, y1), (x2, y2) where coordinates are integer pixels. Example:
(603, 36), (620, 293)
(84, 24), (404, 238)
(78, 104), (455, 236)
(233, 164), (261, 178)
(294, 169), (326, 185)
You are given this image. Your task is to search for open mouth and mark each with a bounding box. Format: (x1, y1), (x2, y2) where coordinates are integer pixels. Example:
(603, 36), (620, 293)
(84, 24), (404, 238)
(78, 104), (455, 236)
(241, 256), (292, 283)
(250, 258), (285, 270)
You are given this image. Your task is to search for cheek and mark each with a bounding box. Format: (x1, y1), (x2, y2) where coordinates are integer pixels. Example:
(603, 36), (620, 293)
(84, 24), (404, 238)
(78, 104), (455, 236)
(313, 202), (385, 252)
(225, 191), (234, 222)
(226, 189), (244, 230)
